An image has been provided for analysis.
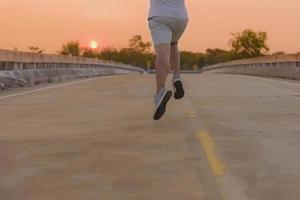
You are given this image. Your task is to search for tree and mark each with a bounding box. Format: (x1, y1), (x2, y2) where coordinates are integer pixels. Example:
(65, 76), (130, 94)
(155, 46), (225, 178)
(114, 35), (154, 68)
(197, 54), (206, 68)
(28, 46), (45, 54)
(229, 29), (269, 59)
(205, 48), (232, 65)
(98, 47), (119, 61)
(128, 35), (152, 53)
(58, 41), (81, 56)
(272, 51), (285, 56)
(95, 35), (154, 68)
(180, 51), (203, 70)
(81, 48), (97, 58)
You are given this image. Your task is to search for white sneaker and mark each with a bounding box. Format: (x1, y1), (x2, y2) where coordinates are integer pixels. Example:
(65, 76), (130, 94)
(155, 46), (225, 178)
(153, 88), (173, 120)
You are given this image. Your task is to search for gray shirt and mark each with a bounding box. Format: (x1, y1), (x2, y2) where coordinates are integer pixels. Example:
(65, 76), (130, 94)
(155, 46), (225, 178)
(148, 0), (188, 19)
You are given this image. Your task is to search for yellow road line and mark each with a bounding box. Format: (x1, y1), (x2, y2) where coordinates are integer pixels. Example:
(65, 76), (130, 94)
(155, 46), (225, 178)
(197, 130), (227, 176)
(187, 109), (197, 118)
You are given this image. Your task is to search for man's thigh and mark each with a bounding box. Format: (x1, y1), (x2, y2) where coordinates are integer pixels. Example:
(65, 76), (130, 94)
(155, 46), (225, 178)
(148, 19), (172, 46)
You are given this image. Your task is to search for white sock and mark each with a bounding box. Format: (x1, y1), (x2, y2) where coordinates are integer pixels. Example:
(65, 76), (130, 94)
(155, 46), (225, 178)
(157, 88), (165, 96)
(173, 74), (181, 81)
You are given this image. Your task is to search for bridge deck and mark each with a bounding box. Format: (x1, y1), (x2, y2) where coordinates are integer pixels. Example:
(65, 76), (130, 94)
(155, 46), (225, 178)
(0, 73), (299, 200)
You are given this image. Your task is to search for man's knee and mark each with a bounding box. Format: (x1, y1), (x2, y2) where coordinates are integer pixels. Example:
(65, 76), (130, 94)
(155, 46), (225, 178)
(155, 44), (170, 54)
(171, 41), (178, 46)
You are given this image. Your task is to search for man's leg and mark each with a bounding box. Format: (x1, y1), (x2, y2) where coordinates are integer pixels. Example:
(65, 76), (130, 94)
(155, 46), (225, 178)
(153, 43), (173, 120)
(170, 44), (181, 76)
(154, 43), (170, 92)
(170, 43), (185, 99)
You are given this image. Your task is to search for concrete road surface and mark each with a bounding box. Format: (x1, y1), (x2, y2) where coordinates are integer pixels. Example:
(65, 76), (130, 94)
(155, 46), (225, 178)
(0, 73), (299, 200)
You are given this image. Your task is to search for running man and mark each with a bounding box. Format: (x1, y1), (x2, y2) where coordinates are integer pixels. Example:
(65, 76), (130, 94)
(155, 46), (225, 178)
(148, 0), (189, 120)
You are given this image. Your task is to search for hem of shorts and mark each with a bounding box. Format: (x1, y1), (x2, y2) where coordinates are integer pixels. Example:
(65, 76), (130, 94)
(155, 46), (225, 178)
(153, 41), (173, 46)
(148, 15), (189, 21)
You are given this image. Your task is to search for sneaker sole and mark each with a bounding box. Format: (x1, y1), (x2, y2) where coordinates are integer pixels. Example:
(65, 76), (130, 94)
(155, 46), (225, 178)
(153, 90), (173, 120)
(173, 80), (185, 100)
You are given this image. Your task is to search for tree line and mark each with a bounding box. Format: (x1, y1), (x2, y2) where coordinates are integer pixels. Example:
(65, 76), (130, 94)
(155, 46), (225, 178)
(30, 29), (285, 70)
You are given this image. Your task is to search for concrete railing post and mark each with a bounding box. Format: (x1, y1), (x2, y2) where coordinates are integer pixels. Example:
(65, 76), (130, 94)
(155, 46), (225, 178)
(14, 62), (18, 71)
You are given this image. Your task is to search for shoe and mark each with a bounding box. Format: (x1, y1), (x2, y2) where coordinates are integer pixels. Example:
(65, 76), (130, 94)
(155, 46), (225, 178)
(173, 78), (185, 99)
(153, 88), (173, 120)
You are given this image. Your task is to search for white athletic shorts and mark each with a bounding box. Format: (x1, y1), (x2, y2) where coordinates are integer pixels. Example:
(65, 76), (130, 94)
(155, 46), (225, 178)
(148, 16), (188, 46)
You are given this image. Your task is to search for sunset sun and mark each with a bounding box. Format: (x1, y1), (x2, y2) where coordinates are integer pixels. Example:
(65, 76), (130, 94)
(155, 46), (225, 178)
(90, 40), (98, 49)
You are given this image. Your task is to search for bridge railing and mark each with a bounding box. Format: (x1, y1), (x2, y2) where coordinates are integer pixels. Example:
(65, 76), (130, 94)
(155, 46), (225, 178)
(0, 49), (146, 90)
(204, 54), (300, 80)
(0, 49), (145, 73)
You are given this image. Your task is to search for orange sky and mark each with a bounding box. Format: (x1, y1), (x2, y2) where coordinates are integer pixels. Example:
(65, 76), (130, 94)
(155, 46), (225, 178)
(0, 0), (300, 53)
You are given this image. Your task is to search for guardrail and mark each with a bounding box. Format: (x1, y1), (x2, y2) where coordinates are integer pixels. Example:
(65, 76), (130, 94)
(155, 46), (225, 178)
(0, 49), (146, 90)
(0, 49), (145, 73)
(204, 54), (300, 80)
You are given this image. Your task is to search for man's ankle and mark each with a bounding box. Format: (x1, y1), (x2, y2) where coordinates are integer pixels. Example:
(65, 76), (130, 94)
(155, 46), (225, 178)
(173, 74), (181, 81)
(156, 87), (165, 95)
